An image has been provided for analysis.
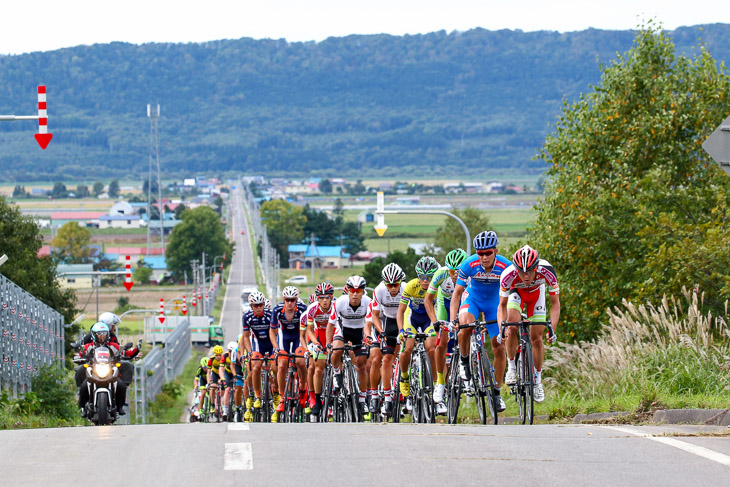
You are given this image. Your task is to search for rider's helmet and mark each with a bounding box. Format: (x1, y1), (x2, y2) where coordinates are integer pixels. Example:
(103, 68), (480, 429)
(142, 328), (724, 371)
(264, 299), (272, 310)
(212, 345), (223, 355)
(282, 286), (300, 300)
(90, 322), (110, 345)
(513, 245), (540, 273)
(381, 263), (404, 284)
(309, 294), (316, 303)
(200, 357), (209, 368)
(345, 275), (367, 292)
(315, 282), (334, 296)
(444, 248), (468, 270)
(98, 312), (121, 332)
(415, 256), (439, 278)
(227, 341), (237, 352)
(473, 230), (498, 251)
(248, 291), (265, 305)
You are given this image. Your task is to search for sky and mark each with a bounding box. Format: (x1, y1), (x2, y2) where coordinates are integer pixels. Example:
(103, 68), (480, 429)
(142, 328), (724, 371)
(0, 0), (726, 56)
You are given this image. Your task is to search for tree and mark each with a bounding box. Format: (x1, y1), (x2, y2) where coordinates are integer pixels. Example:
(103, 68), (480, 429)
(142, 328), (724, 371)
(0, 196), (76, 327)
(165, 206), (232, 280)
(133, 258), (153, 284)
(92, 181), (105, 196)
(261, 199), (306, 264)
(318, 178), (333, 194)
(174, 204), (187, 219)
(351, 180), (367, 195)
(51, 222), (95, 264)
(362, 248), (421, 286)
(75, 184), (90, 198)
(340, 221), (366, 255)
(51, 182), (67, 198)
(333, 198), (344, 217)
(108, 179), (120, 198)
(12, 185), (28, 198)
(531, 24), (730, 341)
(142, 178), (159, 196)
(429, 207), (493, 263)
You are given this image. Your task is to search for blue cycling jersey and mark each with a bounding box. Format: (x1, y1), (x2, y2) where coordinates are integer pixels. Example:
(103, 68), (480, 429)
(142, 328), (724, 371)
(456, 254), (512, 298)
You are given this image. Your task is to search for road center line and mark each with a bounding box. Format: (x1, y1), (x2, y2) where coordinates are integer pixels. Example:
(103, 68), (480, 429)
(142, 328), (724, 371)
(228, 423), (250, 431)
(604, 426), (730, 468)
(224, 443), (253, 470)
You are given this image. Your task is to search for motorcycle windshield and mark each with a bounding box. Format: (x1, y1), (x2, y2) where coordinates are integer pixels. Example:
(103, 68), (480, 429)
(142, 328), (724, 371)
(94, 347), (112, 362)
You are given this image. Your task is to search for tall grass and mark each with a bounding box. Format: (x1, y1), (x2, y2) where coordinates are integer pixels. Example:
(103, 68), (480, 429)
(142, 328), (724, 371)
(545, 288), (730, 403)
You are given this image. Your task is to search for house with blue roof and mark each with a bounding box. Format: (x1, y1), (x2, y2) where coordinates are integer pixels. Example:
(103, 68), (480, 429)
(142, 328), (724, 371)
(287, 244), (350, 269)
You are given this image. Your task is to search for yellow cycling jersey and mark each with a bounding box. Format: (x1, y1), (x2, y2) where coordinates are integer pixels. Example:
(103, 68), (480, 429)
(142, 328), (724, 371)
(208, 354), (232, 374)
(400, 278), (429, 315)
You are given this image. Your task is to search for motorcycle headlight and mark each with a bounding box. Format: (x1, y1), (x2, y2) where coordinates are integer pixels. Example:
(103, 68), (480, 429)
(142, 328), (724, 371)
(93, 363), (112, 378)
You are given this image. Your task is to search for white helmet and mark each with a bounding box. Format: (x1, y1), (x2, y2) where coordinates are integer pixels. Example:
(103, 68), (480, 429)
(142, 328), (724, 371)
(248, 291), (265, 305)
(98, 312), (120, 329)
(227, 341), (238, 352)
(282, 286), (300, 299)
(264, 299), (272, 310)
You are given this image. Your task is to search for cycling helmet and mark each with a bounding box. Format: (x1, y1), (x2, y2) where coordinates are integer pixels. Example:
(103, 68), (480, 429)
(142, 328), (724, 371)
(200, 357), (208, 368)
(90, 322), (110, 345)
(444, 248), (468, 270)
(212, 345), (223, 355)
(309, 294), (316, 303)
(315, 282), (335, 296)
(264, 299), (271, 310)
(345, 275), (367, 291)
(227, 341), (237, 352)
(381, 263), (404, 284)
(513, 245), (540, 273)
(248, 291), (265, 305)
(282, 286), (300, 299)
(415, 256), (439, 277)
(98, 312), (121, 329)
(473, 230), (499, 250)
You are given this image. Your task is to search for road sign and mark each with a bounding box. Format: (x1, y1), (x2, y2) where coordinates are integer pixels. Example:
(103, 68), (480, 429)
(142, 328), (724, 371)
(702, 115), (730, 176)
(374, 192), (388, 237)
(0, 85), (53, 149)
(123, 256), (134, 291)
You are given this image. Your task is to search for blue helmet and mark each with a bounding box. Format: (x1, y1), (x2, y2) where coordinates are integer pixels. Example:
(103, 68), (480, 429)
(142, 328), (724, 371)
(473, 231), (498, 251)
(90, 322), (110, 345)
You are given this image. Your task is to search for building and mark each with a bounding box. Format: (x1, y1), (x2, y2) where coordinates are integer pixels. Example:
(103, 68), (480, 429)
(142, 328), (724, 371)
(56, 264), (94, 290)
(288, 244), (351, 269)
(98, 214), (142, 229)
(50, 211), (106, 227)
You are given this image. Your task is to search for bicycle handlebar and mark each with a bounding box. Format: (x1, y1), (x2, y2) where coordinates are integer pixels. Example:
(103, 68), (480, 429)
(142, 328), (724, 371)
(457, 319), (498, 330)
(500, 320), (555, 341)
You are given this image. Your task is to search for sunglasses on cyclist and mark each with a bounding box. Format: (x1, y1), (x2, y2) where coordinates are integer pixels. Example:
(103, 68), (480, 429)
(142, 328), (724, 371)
(417, 274), (433, 281)
(476, 249), (495, 257)
(349, 289), (365, 295)
(385, 282), (401, 288)
(284, 298), (297, 303)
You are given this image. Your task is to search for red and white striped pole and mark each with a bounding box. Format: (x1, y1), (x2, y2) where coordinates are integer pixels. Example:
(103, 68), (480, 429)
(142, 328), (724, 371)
(123, 255), (134, 291)
(158, 298), (166, 324)
(182, 295), (188, 315)
(192, 293), (197, 308)
(35, 85), (53, 149)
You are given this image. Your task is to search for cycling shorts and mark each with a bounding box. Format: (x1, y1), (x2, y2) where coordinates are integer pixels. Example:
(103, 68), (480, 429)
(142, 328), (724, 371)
(436, 296), (451, 322)
(403, 309), (435, 336)
(277, 346), (307, 365)
(458, 290), (499, 339)
(197, 374), (208, 388)
(308, 329), (328, 360)
(278, 333), (302, 354)
(507, 285), (547, 321)
(223, 369), (234, 386)
(379, 316), (400, 355)
(333, 326), (368, 357)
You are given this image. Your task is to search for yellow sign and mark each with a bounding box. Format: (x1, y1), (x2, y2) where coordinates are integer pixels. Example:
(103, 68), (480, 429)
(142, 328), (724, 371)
(374, 226), (387, 237)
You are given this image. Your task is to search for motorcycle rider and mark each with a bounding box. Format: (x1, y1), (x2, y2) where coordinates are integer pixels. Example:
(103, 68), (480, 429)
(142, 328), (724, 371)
(76, 312), (140, 387)
(77, 322), (128, 417)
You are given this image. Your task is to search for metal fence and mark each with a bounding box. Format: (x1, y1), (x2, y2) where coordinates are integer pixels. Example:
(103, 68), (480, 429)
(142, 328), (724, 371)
(242, 182), (280, 299)
(0, 273), (65, 397)
(131, 316), (191, 424)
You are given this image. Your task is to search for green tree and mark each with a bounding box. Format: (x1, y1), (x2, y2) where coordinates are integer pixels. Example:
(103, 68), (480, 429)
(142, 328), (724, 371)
(51, 222), (95, 264)
(260, 199), (306, 264)
(12, 185), (28, 198)
(0, 196), (77, 326)
(92, 181), (105, 196)
(362, 248), (421, 286)
(51, 182), (67, 198)
(75, 184), (90, 198)
(174, 204), (187, 219)
(108, 179), (120, 198)
(133, 258), (153, 284)
(165, 206), (232, 280)
(318, 178), (333, 194)
(531, 24), (730, 341)
(429, 207), (493, 263)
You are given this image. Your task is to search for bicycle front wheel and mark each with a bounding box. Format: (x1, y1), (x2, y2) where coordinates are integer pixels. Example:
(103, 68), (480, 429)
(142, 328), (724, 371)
(523, 343), (535, 425)
(446, 355), (462, 424)
(419, 350), (435, 424)
(470, 350), (487, 425)
(478, 346), (498, 425)
(391, 361), (401, 423)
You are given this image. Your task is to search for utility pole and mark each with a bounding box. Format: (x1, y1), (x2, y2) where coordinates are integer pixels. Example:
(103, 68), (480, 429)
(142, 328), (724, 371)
(146, 104), (164, 256)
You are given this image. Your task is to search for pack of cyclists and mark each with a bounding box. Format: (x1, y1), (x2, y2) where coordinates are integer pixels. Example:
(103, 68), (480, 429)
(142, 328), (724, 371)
(191, 230), (561, 423)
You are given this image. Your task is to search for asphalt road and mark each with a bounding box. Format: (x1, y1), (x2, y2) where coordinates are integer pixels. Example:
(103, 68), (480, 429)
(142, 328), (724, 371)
(219, 183), (257, 343)
(2, 423), (728, 486)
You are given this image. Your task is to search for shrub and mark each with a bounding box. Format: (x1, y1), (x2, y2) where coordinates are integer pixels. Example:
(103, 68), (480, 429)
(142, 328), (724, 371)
(30, 364), (78, 421)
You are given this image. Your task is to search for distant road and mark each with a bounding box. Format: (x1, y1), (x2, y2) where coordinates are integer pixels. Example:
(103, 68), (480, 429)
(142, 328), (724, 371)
(219, 183), (257, 344)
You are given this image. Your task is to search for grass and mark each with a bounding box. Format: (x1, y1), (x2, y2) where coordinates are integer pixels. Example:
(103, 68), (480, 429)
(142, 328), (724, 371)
(146, 350), (203, 424)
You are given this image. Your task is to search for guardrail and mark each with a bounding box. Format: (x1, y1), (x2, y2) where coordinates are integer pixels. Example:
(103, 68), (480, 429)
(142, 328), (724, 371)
(242, 182), (280, 299)
(0, 273), (65, 396)
(131, 316), (191, 424)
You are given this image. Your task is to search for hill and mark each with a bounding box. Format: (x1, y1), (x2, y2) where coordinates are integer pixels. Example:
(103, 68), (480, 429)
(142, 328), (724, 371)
(1, 25), (729, 181)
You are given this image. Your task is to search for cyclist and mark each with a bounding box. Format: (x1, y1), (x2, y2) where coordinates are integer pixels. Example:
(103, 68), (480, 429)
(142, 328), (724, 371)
(328, 275), (372, 415)
(193, 356), (209, 419)
(241, 291), (278, 420)
(305, 282), (335, 416)
(499, 245), (560, 403)
(424, 248), (468, 415)
(396, 256), (440, 406)
(207, 345), (229, 419)
(370, 263), (405, 416)
(451, 230), (510, 412)
(271, 286), (308, 418)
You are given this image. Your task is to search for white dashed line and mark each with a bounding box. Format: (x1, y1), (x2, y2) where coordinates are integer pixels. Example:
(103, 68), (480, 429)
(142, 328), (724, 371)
(604, 426), (730, 468)
(224, 442), (253, 470)
(228, 423), (250, 431)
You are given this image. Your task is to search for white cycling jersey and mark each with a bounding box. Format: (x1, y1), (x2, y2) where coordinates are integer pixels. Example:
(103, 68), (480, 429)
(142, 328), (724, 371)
(371, 281), (404, 320)
(328, 294), (371, 329)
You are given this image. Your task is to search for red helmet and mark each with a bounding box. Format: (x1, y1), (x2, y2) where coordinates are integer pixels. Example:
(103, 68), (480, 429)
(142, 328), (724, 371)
(315, 282), (334, 296)
(309, 294), (316, 304)
(513, 245), (540, 273)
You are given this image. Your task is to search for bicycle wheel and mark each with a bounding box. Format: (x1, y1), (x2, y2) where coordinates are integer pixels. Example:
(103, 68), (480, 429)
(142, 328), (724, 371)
(282, 369), (293, 423)
(419, 350), (435, 424)
(523, 341), (535, 425)
(214, 389), (222, 422)
(201, 394), (210, 423)
(391, 361), (401, 423)
(446, 351), (462, 424)
(478, 346), (498, 425)
(320, 368), (333, 423)
(227, 387), (235, 423)
(262, 374), (271, 423)
(470, 349), (487, 425)
(347, 363), (361, 422)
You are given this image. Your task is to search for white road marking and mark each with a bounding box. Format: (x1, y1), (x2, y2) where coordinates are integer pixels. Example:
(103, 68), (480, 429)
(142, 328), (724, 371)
(604, 426), (730, 468)
(224, 442), (253, 470)
(228, 423), (250, 431)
